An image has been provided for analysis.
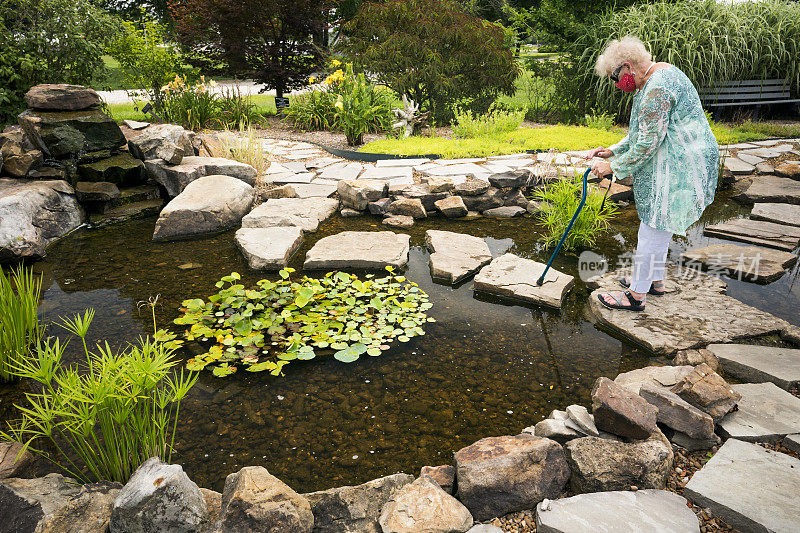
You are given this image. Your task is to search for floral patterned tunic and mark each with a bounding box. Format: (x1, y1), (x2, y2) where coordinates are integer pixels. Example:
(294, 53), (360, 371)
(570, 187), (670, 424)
(609, 66), (719, 235)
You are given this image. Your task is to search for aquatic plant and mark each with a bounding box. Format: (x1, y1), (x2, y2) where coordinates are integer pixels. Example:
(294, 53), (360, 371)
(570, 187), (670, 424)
(0, 266), (42, 382)
(174, 268), (434, 377)
(1, 307), (196, 483)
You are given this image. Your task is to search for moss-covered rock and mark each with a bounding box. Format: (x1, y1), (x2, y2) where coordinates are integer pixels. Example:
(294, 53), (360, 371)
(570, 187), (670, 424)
(78, 153), (145, 186)
(18, 109), (126, 159)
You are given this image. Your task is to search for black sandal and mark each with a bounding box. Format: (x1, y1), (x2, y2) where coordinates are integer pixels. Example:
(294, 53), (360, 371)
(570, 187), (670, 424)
(617, 277), (665, 296)
(598, 290), (646, 312)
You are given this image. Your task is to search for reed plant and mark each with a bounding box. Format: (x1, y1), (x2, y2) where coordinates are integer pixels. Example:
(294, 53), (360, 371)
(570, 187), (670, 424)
(0, 266), (42, 382)
(1, 307), (197, 483)
(212, 123), (270, 181)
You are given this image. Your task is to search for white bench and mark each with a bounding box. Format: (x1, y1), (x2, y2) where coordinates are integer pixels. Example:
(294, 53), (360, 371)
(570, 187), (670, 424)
(699, 78), (800, 118)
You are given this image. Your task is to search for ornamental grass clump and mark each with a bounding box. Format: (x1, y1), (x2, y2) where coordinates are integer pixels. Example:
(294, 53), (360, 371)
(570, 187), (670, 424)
(453, 104), (526, 138)
(0, 266), (42, 382)
(2, 308), (197, 484)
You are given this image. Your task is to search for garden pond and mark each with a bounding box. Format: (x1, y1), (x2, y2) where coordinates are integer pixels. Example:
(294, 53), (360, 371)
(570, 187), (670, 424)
(2, 188), (798, 493)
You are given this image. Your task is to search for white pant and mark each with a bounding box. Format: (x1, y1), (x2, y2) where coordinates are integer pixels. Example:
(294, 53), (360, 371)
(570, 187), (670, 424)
(630, 222), (672, 294)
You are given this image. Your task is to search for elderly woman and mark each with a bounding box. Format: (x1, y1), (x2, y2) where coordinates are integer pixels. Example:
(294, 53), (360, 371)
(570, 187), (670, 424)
(587, 36), (718, 311)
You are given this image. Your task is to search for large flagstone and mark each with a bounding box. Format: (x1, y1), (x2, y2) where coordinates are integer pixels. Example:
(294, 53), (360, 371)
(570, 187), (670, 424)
(473, 253), (574, 309)
(703, 218), (800, 251)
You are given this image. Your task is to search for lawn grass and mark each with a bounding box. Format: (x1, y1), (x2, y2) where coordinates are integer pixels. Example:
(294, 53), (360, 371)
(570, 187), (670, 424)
(92, 56), (127, 91)
(106, 93), (280, 124)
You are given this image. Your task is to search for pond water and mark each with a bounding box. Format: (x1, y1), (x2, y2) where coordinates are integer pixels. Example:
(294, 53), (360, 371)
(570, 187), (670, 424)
(2, 189), (798, 493)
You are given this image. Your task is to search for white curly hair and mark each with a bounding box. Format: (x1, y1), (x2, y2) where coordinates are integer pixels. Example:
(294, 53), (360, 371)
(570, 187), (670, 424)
(595, 35), (653, 77)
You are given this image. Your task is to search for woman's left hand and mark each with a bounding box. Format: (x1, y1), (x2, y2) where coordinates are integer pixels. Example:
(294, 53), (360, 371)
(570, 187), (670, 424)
(591, 160), (612, 178)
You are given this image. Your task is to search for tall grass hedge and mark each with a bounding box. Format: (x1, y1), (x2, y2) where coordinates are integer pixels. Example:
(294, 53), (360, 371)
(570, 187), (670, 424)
(568, 0), (800, 118)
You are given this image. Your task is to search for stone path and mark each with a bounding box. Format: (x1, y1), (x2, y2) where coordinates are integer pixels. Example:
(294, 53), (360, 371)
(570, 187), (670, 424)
(751, 202), (800, 227)
(684, 439), (800, 533)
(234, 227), (304, 270)
(303, 231), (410, 270)
(717, 383), (800, 442)
(703, 218), (800, 251)
(680, 243), (797, 283)
(739, 176), (800, 204)
(241, 198), (338, 233)
(707, 344), (800, 390)
(425, 230), (492, 284)
(473, 253), (574, 309)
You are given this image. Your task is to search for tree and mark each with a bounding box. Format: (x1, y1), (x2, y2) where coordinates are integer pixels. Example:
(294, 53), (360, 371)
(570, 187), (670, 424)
(170, 0), (329, 98)
(339, 0), (520, 123)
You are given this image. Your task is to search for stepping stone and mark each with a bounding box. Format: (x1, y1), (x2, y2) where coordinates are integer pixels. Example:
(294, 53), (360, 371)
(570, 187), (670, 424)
(684, 439), (800, 533)
(264, 163), (292, 175)
(282, 149), (322, 160)
(587, 267), (794, 355)
(242, 197), (339, 232)
(775, 161), (800, 179)
(433, 158), (486, 165)
(737, 147), (783, 159)
(473, 253), (574, 309)
(123, 119), (149, 130)
(723, 157), (755, 175)
(784, 434), (800, 454)
(482, 206), (525, 218)
(703, 218), (800, 251)
(305, 157), (341, 169)
(722, 142), (758, 150)
(738, 176), (800, 205)
(270, 172), (315, 184)
(487, 158), (536, 168)
(707, 344), (800, 390)
(304, 231), (410, 270)
(718, 383), (800, 442)
(376, 158), (429, 167)
(752, 139), (784, 147)
(755, 162), (774, 174)
(421, 163), (488, 177)
(680, 243), (797, 283)
(535, 490), (699, 533)
(234, 227), (303, 270)
(751, 202), (800, 227)
(291, 183), (337, 198)
(425, 230), (492, 284)
(280, 161), (308, 173)
(736, 153), (764, 166)
(317, 162), (364, 181)
(359, 166), (413, 180)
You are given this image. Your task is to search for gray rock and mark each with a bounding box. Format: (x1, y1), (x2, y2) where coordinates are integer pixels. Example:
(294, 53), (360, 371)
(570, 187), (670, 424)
(591, 377), (658, 440)
(389, 197), (427, 219)
(784, 434), (800, 454)
(260, 184), (298, 200)
(775, 160), (800, 179)
(110, 457), (207, 533)
(2, 147), (43, 177)
(532, 418), (581, 444)
(670, 363), (741, 423)
(737, 153), (764, 166)
(397, 183), (448, 211)
(382, 215), (415, 228)
(0, 442), (34, 480)
(219, 466), (313, 533)
(473, 253), (574, 309)
(368, 197), (392, 215)
(454, 434), (569, 521)
(434, 196), (468, 218)
(304, 231), (410, 270)
(77, 153), (145, 186)
(739, 176), (800, 204)
(466, 526), (503, 533)
(488, 169), (531, 188)
(422, 162), (487, 177)
(420, 465), (455, 494)
(462, 188), (503, 212)
(128, 124), (193, 164)
(639, 383), (715, 440)
(751, 202), (800, 227)
(703, 218), (800, 251)
(338, 179), (388, 211)
(717, 382), (800, 442)
(680, 243), (796, 283)
(340, 207), (361, 217)
(376, 158), (429, 167)
(317, 162), (364, 181)
(75, 181), (121, 203)
(535, 490), (699, 533)
(0, 474), (121, 533)
(303, 473), (413, 533)
(672, 348), (720, 370)
(596, 178), (633, 202)
(482, 206), (525, 217)
(501, 189), (529, 209)
(379, 476), (473, 533)
(242, 197), (339, 233)
(152, 175), (254, 241)
(427, 176), (455, 193)
(588, 266), (794, 355)
(454, 177), (490, 196)
(145, 156), (257, 197)
(235, 227), (304, 270)
(123, 120), (149, 130)
(25, 84), (101, 111)
(723, 157), (755, 175)
(18, 108), (126, 159)
(612, 366), (699, 395)
(564, 432), (673, 493)
(426, 230), (492, 284)
(707, 343), (800, 390)
(271, 172), (315, 184)
(292, 183), (338, 198)
(669, 430), (721, 451)
(565, 405), (599, 437)
(755, 161), (774, 174)
(684, 438), (800, 533)
(0, 179), (84, 262)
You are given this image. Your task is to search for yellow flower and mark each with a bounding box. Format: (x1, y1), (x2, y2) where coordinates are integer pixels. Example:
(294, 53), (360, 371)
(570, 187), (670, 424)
(331, 59), (342, 68)
(309, 76), (317, 84)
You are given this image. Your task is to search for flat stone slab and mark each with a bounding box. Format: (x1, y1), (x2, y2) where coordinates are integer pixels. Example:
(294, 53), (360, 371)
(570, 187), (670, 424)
(751, 203), (800, 227)
(234, 227), (303, 270)
(425, 230), (492, 284)
(703, 218), (800, 251)
(536, 490), (699, 533)
(291, 183), (337, 198)
(724, 157), (755, 175)
(304, 231), (410, 270)
(270, 172), (315, 184)
(717, 383), (800, 442)
(376, 158), (429, 167)
(241, 197), (338, 232)
(707, 344), (800, 390)
(588, 267), (793, 355)
(739, 176), (800, 205)
(421, 163), (489, 177)
(317, 162), (364, 181)
(473, 253), (574, 309)
(684, 439), (800, 533)
(680, 243), (797, 283)
(784, 434), (800, 454)
(359, 166), (413, 180)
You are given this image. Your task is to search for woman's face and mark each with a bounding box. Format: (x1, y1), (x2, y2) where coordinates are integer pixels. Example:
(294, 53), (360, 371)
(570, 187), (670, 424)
(611, 62), (637, 93)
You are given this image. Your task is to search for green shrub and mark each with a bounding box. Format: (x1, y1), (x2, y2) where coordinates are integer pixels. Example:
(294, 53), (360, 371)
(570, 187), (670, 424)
(217, 86), (264, 127)
(161, 76), (219, 130)
(583, 108), (615, 131)
(453, 104), (526, 138)
(340, 0), (520, 124)
(533, 171), (619, 250)
(0, 267), (42, 382)
(2, 308), (196, 483)
(284, 90), (338, 131)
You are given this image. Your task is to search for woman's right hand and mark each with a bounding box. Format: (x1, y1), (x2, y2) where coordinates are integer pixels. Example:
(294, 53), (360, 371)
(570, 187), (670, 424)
(586, 146), (614, 159)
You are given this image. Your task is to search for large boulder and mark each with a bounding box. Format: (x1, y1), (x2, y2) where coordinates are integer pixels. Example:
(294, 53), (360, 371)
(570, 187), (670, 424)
(144, 156), (257, 197)
(670, 363), (741, 422)
(24, 84), (101, 111)
(420, 466), (455, 495)
(77, 153), (145, 186)
(152, 175), (255, 241)
(0, 179), (84, 262)
(110, 457), (208, 533)
(0, 474), (121, 533)
(219, 466), (313, 533)
(379, 475), (473, 533)
(303, 473), (413, 533)
(18, 108), (126, 159)
(128, 124), (194, 165)
(564, 432), (673, 493)
(454, 434), (569, 521)
(591, 377), (658, 440)
(639, 383), (715, 440)
(338, 179), (388, 211)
